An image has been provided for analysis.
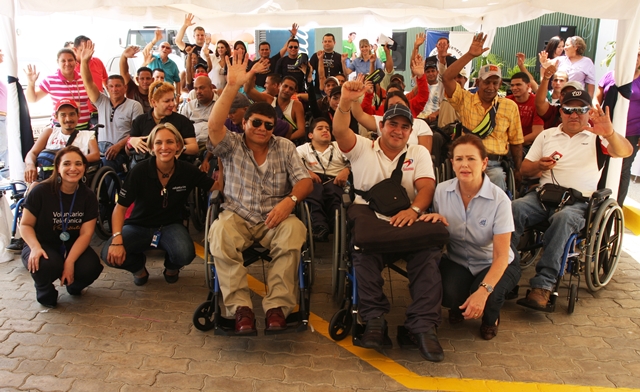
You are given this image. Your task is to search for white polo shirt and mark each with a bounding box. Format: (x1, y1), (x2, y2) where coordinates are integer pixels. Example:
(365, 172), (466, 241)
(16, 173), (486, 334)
(373, 115), (433, 148)
(343, 134), (435, 205)
(296, 141), (349, 178)
(525, 125), (608, 197)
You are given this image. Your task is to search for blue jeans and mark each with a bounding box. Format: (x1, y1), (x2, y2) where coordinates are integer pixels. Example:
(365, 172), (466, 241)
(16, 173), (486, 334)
(101, 223), (195, 272)
(486, 159), (506, 191)
(511, 191), (587, 290)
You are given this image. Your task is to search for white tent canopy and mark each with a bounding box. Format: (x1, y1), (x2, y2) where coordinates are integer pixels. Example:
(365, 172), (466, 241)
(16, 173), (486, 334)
(2, 0), (640, 190)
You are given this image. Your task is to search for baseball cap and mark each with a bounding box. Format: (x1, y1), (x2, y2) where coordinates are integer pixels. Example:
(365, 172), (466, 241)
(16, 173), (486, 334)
(329, 86), (342, 98)
(425, 61), (437, 70)
(390, 73), (404, 83)
(55, 98), (78, 113)
(561, 80), (584, 92)
(325, 76), (340, 86)
(561, 89), (592, 107)
(478, 64), (501, 80)
(230, 93), (251, 111)
(194, 72), (208, 79)
(382, 104), (413, 125)
(458, 69), (468, 79)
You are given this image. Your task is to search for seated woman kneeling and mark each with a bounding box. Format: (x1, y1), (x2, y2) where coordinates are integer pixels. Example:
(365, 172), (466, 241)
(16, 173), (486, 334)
(420, 134), (521, 340)
(21, 146), (103, 308)
(101, 123), (214, 285)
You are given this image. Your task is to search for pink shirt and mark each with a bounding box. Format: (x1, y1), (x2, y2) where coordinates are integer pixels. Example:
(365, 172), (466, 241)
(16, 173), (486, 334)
(557, 55), (596, 86)
(39, 69), (93, 125)
(0, 79), (6, 113)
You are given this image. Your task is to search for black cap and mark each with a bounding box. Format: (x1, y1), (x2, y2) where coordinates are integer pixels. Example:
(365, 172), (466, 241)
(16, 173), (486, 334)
(561, 89), (592, 107)
(382, 104), (413, 125)
(425, 61), (437, 70)
(329, 86), (342, 98)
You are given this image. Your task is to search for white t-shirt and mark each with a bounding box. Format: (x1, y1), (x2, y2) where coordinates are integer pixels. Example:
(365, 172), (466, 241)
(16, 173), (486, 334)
(525, 125), (608, 196)
(45, 127), (95, 156)
(373, 115), (432, 148)
(296, 142), (349, 177)
(343, 134), (435, 205)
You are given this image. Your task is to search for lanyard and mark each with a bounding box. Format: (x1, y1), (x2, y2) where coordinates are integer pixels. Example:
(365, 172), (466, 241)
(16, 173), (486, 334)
(311, 144), (333, 175)
(58, 187), (78, 256)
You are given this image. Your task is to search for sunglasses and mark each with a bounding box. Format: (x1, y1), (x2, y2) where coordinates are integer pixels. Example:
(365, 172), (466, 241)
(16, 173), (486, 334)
(161, 46), (171, 49)
(288, 45), (299, 49)
(561, 106), (590, 115)
(250, 118), (275, 131)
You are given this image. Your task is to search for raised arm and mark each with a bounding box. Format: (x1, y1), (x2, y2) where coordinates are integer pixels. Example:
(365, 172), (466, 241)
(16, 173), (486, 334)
(342, 52), (353, 76)
(175, 13), (195, 52)
(443, 33), (489, 99)
(349, 80), (378, 131)
(535, 61), (557, 117)
(411, 33), (426, 66)
(383, 45), (393, 74)
(516, 52), (538, 94)
(279, 23), (299, 57)
(78, 41), (101, 104)
(208, 53), (268, 146)
(24, 65), (46, 102)
(202, 36), (213, 73)
(185, 46), (195, 87)
(588, 105), (633, 158)
(243, 58), (273, 103)
(142, 29), (162, 56)
(334, 75), (366, 151)
(120, 46), (139, 86)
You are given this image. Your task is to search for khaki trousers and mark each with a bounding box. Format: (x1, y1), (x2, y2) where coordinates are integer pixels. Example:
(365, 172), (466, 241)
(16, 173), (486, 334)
(209, 210), (307, 318)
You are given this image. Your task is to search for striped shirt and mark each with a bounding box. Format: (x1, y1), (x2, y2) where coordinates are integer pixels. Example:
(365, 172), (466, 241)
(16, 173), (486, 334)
(39, 69), (93, 125)
(448, 83), (523, 155)
(209, 130), (310, 225)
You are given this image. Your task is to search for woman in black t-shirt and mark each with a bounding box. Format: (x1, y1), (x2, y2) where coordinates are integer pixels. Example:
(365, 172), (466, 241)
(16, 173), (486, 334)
(102, 123), (214, 285)
(20, 146), (103, 308)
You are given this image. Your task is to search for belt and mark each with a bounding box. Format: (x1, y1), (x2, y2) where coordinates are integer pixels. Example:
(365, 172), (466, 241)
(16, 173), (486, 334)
(0, 111), (6, 117)
(487, 154), (505, 161)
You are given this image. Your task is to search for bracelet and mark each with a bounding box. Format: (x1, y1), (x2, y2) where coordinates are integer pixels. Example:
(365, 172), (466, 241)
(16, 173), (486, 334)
(109, 244), (124, 247)
(338, 106), (351, 114)
(604, 129), (615, 138)
(111, 232), (122, 239)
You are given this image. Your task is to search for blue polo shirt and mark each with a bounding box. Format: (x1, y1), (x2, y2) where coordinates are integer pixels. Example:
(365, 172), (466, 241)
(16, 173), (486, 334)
(433, 175), (515, 275)
(347, 57), (383, 75)
(148, 55), (181, 85)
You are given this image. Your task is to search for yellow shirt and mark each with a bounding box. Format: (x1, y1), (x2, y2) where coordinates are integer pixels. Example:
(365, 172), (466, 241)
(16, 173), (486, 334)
(448, 83), (523, 155)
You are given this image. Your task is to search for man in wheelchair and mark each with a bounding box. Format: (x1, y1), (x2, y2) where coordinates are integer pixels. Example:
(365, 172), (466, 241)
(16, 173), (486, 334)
(512, 89), (632, 310)
(206, 52), (313, 334)
(335, 78), (445, 362)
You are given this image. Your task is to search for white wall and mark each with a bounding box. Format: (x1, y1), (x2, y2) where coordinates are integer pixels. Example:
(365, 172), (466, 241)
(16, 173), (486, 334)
(593, 19), (618, 84)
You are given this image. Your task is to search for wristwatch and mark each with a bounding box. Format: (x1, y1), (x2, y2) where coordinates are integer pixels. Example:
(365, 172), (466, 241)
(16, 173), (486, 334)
(480, 282), (494, 293)
(289, 195), (298, 204)
(410, 206), (422, 216)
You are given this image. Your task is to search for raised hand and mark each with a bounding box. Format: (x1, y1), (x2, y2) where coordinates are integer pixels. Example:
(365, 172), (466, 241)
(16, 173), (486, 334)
(123, 45), (140, 58)
(587, 105), (615, 137)
(24, 64), (40, 84)
(78, 41), (95, 62)
(316, 50), (324, 59)
(185, 46), (194, 54)
(341, 74), (367, 102)
(411, 54), (425, 78)
(341, 53), (348, 62)
(252, 57), (270, 74)
(154, 29), (163, 42)
(205, 34), (212, 45)
(289, 23), (299, 38)
(467, 33), (489, 58)
(516, 52), (526, 67)
(414, 32), (426, 48)
(226, 52), (251, 87)
(542, 59), (559, 79)
(183, 13), (195, 27)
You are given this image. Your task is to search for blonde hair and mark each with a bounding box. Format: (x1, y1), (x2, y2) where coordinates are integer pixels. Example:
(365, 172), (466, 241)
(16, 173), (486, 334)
(359, 39), (371, 59)
(148, 81), (175, 102)
(147, 123), (184, 156)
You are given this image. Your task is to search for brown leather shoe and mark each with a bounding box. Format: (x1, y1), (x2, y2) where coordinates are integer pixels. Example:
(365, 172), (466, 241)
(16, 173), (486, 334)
(265, 307), (287, 331)
(480, 317), (499, 340)
(235, 306), (256, 334)
(526, 288), (551, 308)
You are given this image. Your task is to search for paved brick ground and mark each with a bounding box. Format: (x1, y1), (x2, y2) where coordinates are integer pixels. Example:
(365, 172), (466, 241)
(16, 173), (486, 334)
(0, 229), (639, 391)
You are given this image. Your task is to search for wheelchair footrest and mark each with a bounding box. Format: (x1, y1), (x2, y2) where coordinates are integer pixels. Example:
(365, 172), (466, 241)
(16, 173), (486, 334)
(213, 317), (259, 337)
(352, 325), (393, 349)
(396, 326), (417, 349)
(516, 289), (556, 313)
(263, 311), (308, 335)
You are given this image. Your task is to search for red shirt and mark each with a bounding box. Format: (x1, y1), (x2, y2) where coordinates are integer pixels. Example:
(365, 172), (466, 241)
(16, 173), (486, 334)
(75, 57), (108, 92)
(506, 93), (544, 137)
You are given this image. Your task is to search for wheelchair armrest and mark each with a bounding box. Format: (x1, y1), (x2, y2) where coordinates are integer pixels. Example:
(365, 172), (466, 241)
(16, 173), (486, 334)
(209, 190), (223, 205)
(342, 193), (352, 208)
(589, 188), (612, 205)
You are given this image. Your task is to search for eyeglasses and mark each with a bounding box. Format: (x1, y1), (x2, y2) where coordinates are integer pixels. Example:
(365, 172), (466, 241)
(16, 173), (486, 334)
(250, 119), (275, 131)
(561, 106), (590, 115)
(288, 45), (299, 49)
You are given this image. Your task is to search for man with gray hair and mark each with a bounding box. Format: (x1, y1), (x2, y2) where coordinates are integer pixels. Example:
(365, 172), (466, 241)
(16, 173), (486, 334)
(442, 33), (523, 191)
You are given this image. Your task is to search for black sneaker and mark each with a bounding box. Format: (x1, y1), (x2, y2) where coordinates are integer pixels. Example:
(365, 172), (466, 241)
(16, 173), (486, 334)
(361, 316), (387, 349)
(6, 238), (24, 253)
(312, 225), (330, 242)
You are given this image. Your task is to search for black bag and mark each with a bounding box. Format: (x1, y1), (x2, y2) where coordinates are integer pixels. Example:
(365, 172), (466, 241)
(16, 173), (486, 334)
(354, 152), (411, 216)
(537, 175), (587, 211)
(347, 204), (449, 253)
(36, 130), (80, 180)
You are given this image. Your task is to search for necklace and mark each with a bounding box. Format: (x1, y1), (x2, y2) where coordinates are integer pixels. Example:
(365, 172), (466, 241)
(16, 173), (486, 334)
(157, 165), (175, 178)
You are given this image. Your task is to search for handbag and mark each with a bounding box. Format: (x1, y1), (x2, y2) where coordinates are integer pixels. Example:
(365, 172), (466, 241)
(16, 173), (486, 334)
(537, 170), (587, 211)
(353, 152), (411, 216)
(347, 204), (449, 253)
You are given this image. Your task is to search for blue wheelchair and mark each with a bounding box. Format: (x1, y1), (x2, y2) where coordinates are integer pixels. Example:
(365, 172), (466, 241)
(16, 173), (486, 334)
(192, 191), (315, 335)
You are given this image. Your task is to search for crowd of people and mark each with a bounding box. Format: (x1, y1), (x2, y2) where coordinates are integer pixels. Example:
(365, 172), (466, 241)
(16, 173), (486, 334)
(4, 15), (640, 363)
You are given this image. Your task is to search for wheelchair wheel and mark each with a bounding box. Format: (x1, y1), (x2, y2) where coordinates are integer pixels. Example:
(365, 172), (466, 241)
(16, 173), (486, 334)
(518, 228), (543, 269)
(585, 198), (624, 291)
(300, 202), (315, 286)
(506, 166), (517, 200)
(328, 308), (352, 341)
(188, 186), (208, 232)
(332, 209), (340, 297)
(193, 302), (216, 331)
(90, 166), (122, 240)
(443, 159), (454, 181)
(567, 283), (578, 314)
(335, 205), (349, 303)
(203, 192), (222, 289)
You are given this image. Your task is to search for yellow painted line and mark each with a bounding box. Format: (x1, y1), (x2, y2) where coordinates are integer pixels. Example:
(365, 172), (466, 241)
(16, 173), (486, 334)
(623, 205), (640, 236)
(194, 243), (640, 392)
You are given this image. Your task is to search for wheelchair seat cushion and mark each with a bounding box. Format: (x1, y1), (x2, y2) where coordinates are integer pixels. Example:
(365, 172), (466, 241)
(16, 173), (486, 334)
(347, 204), (449, 254)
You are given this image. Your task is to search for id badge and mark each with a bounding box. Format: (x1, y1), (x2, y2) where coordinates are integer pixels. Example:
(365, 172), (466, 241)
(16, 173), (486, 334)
(150, 231), (161, 247)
